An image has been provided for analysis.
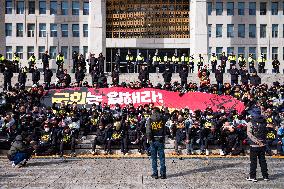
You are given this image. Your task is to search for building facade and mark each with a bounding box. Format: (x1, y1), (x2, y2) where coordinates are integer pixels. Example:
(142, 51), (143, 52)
(1, 0), (284, 72)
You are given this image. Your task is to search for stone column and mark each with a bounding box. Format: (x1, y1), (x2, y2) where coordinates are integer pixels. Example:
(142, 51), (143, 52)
(0, 4), (5, 54)
(88, 0), (106, 71)
(190, 0), (208, 64)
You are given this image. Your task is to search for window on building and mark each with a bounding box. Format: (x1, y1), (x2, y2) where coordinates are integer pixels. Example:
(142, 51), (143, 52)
(38, 46), (45, 59)
(238, 24), (245, 38)
(227, 24), (234, 38)
(260, 47), (267, 59)
(61, 46), (68, 59)
(208, 24), (212, 38)
(272, 24), (278, 38)
(50, 1), (57, 15)
(61, 1), (68, 15)
(208, 47), (212, 59)
(260, 24), (267, 38)
(249, 47), (256, 59)
(27, 23), (35, 37)
(16, 23), (23, 37)
(216, 24), (223, 38)
(16, 1), (24, 14)
(49, 46), (57, 59)
(216, 47), (223, 59)
(271, 2), (278, 15)
(16, 46), (23, 59)
(207, 2), (212, 15)
(227, 47), (234, 55)
(227, 2), (234, 16)
(6, 46), (13, 60)
(72, 24), (80, 37)
(249, 2), (256, 15)
(5, 0), (13, 14)
(83, 2), (89, 15)
(61, 24), (68, 37)
(39, 1), (46, 14)
(39, 23), (46, 37)
(27, 46), (34, 58)
(249, 24), (256, 38)
(72, 1), (80, 15)
(5, 23), (12, 37)
(50, 24), (58, 37)
(83, 46), (88, 57)
(216, 2), (223, 15)
(238, 47), (245, 58)
(238, 2), (245, 15)
(272, 47), (278, 59)
(260, 2), (267, 15)
(28, 1), (35, 14)
(72, 46), (79, 54)
(83, 24), (88, 37)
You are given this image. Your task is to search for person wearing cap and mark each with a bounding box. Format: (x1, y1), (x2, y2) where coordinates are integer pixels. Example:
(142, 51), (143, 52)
(28, 53), (36, 72)
(228, 53), (236, 69)
(238, 54), (246, 68)
(210, 53), (218, 73)
(257, 53), (266, 73)
(136, 52), (145, 73)
(126, 51), (134, 73)
(246, 106), (269, 182)
(162, 67), (172, 84)
(146, 107), (167, 179)
(12, 53), (20, 73)
(248, 54), (255, 73)
(152, 52), (161, 73)
(171, 53), (179, 73)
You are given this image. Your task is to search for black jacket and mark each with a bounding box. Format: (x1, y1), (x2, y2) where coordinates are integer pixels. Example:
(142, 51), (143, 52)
(42, 54), (50, 64)
(239, 70), (250, 84)
(138, 69), (149, 82)
(75, 70), (85, 82)
(250, 75), (261, 86)
(229, 68), (239, 81)
(44, 69), (53, 83)
(32, 70), (40, 82)
(18, 72), (27, 83)
(3, 69), (13, 81)
(146, 112), (166, 143)
(91, 70), (100, 84)
(63, 74), (71, 86)
(179, 69), (188, 82)
(215, 69), (223, 83)
(162, 70), (172, 83)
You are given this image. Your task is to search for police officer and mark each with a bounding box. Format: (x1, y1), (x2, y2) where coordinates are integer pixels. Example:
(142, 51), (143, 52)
(228, 53), (236, 69)
(246, 106), (269, 182)
(238, 54), (246, 68)
(126, 51), (134, 73)
(0, 54), (5, 73)
(220, 52), (228, 73)
(3, 67), (13, 91)
(188, 55), (194, 73)
(171, 53), (179, 73)
(152, 52), (161, 73)
(248, 54), (255, 73)
(181, 53), (189, 71)
(56, 52), (65, 70)
(258, 53), (266, 73)
(136, 53), (144, 73)
(42, 51), (50, 71)
(272, 57), (280, 73)
(197, 54), (204, 71)
(114, 52), (120, 71)
(146, 107), (167, 179)
(12, 53), (20, 73)
(28, 54), (36, 72)
(210, 53), (218, 73)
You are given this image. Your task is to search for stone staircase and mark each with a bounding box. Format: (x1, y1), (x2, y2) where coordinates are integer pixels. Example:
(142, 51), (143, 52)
(0, 73), (283, 90)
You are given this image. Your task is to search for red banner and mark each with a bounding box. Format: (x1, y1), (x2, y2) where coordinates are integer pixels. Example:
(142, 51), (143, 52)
(41, 87), (245, 114)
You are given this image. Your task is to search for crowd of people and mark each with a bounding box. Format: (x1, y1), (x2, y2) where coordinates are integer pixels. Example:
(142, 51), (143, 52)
(0, 51), (284, 169)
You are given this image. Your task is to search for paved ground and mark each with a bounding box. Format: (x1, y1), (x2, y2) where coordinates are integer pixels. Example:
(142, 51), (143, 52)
(0, 157), (284, 189)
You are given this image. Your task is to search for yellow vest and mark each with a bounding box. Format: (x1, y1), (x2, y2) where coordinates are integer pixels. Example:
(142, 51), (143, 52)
(126, 55), (133, 61)
(28, 56), (36, 62)
(12, 56), (20, 62)
(258, 57), (266, 63)
(0, 55), (5, 61)
(210, 56), (217, 62)
(136, 55), (144, 61)
(56, 55), (64, 62)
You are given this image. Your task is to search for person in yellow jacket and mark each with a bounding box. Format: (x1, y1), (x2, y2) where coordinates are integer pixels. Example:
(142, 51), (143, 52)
(126, 51), (134, 73)
(12, 53), (20, 73)
(171, 53), (179, 73)
(258, 53), (266, 73)
(238, 54), (246, 68)
(152, 52), (161, 73)
(0, 54), (6, 72)
(56, 52), (65, 70)
(136, 52), (144, 73)
(163, 53), (171, 72)
(248, 54), (255, 73)
(228, 53), (236, 69)
(210, 53), (218, 73)
(28, 54), (36, 72)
